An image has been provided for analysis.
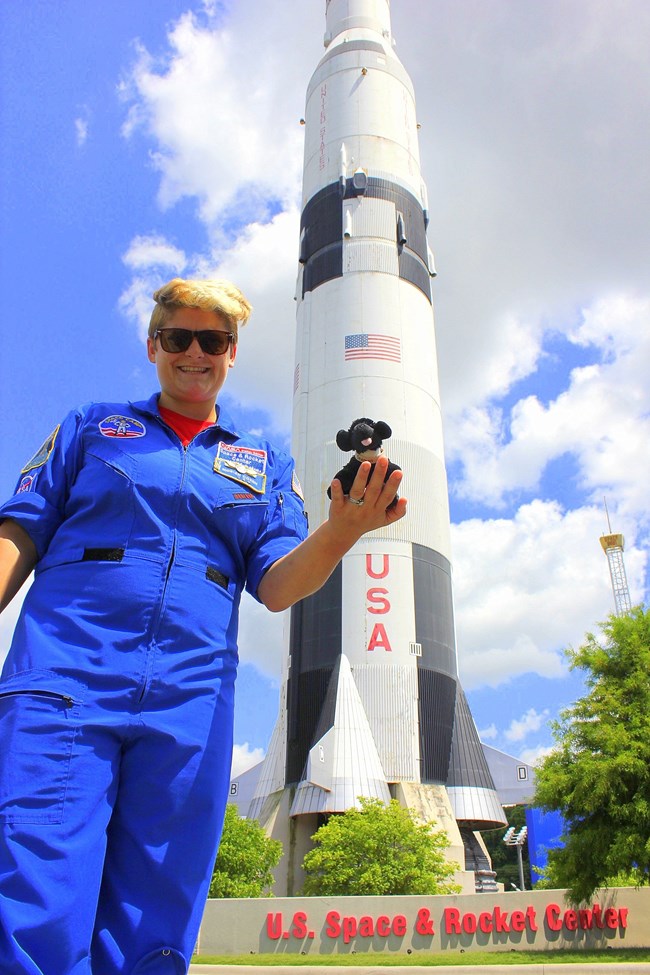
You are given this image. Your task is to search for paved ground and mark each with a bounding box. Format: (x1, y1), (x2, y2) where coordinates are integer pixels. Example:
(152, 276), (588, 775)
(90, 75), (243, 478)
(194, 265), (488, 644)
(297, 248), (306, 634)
(189, 964), (650, 974)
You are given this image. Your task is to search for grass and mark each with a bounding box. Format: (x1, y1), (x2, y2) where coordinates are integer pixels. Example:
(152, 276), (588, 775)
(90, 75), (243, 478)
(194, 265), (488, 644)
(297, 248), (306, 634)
(192, 947), (650, 966)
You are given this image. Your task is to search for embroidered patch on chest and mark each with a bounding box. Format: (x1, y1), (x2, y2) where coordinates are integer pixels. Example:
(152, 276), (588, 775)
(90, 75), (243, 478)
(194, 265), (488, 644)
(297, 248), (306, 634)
(214, 443), (267, 494)
(21, 426), (60, 473)
(98, 415), (146, 438)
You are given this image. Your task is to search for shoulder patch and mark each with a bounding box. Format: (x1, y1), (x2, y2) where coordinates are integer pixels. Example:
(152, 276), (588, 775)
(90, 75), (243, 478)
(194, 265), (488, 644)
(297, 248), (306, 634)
(99, 415), (146, 438)
(213, 442), (267, 494)
(16, 474), (36, 494)
(21, 425), (60, 473)
(291, 469), (304, 501)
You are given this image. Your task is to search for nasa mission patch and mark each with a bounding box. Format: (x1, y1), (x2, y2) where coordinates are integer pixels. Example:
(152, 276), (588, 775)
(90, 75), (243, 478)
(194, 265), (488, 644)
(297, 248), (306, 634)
(99, 416), (146, 438)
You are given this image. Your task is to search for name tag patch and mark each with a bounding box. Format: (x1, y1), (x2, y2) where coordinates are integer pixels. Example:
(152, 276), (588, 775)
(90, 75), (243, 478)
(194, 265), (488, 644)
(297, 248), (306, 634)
(99, 415), (146, 438)
(214, 443), (267, 494)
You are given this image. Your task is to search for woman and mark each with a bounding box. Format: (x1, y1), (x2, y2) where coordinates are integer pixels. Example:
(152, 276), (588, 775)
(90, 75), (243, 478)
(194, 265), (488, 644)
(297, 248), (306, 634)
(0, 277), (406, 974)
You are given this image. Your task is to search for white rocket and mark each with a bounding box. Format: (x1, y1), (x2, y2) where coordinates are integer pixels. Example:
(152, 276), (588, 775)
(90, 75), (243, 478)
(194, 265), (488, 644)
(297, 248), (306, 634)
(246, 0), (507, 893)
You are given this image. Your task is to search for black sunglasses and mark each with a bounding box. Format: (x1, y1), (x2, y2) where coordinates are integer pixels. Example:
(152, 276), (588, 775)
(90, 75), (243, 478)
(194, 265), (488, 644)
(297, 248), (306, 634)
(153, 327), (234, 356)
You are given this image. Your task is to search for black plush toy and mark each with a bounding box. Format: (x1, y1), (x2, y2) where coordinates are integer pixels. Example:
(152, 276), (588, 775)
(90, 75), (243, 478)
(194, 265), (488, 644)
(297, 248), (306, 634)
(327, 417), (401, 501)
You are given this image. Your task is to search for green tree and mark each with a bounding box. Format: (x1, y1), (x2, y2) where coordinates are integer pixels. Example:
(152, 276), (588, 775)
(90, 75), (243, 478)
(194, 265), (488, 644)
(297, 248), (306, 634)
(533, 606), (650, 903)
(301, 797), (461, 896)
(209, 803), (282, 898)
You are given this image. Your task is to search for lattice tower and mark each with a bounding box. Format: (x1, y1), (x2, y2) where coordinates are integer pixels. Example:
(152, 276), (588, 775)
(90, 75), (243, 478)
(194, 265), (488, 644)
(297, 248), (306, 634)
(599, 532), (632, 616)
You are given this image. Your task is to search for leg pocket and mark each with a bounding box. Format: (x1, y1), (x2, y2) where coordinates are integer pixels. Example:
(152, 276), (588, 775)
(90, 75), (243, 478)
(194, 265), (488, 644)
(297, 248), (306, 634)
(0, 669), (85, 825)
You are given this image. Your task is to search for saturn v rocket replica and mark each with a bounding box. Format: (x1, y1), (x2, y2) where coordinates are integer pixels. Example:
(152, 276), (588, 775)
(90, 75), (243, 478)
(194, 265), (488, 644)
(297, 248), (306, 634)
(246, 0), (506, 893)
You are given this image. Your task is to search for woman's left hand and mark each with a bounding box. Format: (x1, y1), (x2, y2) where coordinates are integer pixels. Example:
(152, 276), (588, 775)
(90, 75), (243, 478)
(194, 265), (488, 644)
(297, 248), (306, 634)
(328, 455), (407, 534)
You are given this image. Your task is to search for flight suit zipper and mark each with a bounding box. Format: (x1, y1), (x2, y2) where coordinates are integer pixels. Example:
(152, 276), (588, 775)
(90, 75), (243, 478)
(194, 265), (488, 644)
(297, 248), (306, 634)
(145, 429), (190, 654)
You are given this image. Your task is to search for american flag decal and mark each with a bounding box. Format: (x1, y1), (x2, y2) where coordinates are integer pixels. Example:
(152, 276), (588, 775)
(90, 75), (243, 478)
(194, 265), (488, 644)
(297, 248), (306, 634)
(344, 333), (401, 363)
(293, 363), (300, 393)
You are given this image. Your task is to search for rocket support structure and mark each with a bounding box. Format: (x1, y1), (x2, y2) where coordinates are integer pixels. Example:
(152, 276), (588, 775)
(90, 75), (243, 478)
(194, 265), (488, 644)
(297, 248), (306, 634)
(246, 0), (506, 894)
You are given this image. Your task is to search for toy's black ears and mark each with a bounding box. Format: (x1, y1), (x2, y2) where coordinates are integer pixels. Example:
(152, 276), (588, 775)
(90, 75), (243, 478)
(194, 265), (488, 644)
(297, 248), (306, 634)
(336, 429), (352, 451)
(374, 421), (392, 440)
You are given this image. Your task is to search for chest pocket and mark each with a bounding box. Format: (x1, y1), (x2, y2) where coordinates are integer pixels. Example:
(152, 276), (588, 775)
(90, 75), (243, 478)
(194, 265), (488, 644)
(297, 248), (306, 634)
(62, 440), (137, 558)
(208, 484), (270, 574)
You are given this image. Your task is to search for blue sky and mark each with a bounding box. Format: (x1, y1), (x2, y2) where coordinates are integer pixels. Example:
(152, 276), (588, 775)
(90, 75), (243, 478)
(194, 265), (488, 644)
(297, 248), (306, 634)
(1, 0), (648, 779)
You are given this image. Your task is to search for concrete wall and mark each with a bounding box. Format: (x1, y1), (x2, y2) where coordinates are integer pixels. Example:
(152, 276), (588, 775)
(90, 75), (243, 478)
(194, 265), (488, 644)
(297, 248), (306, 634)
(196, 888), (649, 956)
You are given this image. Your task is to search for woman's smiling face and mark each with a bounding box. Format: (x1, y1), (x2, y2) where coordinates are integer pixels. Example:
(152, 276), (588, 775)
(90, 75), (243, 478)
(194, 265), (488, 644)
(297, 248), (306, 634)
(147, 305), (237, 420)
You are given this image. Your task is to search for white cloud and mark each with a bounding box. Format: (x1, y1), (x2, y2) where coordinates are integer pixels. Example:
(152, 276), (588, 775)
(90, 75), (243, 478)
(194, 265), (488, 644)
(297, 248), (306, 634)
(518, 743), (555, 768)
(447, 295), (650, 525)
(120, 8), (308, 229)
(236, 590), (286, 679)
(74, 115), (89, 147)
(123, 234), (187, 271)
(453, 500), (647, 690)
(0, 577), (31, 670)
(409, 1), (650, 418)
(119, 234), (189, 341)
(230, 742), (264, 777)
(505, 708), (550, 743)
(479, 723), (498, 742)
(193, 210), (300, 434)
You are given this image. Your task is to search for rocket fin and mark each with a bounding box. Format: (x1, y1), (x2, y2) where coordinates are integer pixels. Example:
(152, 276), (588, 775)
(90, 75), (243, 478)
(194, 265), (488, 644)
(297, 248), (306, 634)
(290, 654), (391, 815)
(446, 684), (507, 828)
(247, 692), (288, 822)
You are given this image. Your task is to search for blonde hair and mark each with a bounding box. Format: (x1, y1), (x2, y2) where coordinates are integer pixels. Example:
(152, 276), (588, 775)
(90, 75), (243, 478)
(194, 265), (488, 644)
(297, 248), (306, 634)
(148, 277), (252, 342)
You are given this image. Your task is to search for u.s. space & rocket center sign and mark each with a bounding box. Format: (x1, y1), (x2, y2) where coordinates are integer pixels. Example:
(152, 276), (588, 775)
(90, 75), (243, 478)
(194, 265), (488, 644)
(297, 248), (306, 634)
(197, 889), (650, 955)
(266, 900), (628, 941)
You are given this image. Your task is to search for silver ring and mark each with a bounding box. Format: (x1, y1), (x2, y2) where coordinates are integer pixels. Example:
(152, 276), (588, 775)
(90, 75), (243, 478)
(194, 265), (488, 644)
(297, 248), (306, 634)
(347, 496), (365, 506)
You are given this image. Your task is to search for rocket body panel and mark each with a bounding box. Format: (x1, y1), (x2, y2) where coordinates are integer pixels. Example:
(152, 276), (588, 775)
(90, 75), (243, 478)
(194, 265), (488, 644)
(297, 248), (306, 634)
(307, 5), (422, 202)
(294, 269), (450, 554)
(324, 0), (393, 45)
(342, 542), (418, 667)
(303, 57), (422, 202)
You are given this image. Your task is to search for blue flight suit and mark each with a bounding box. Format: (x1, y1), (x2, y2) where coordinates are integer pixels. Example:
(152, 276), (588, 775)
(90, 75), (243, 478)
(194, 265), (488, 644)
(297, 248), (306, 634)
(0, 393), (307, 974)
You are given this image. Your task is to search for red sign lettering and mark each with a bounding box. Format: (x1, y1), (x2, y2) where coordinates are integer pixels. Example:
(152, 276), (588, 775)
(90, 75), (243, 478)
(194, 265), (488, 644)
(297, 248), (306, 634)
(267, 912), (282, 939)
(478, 911), (493, 933)
(511, 910), (526, 933)
(462, 913), (477, 934)
(444, 907), (461, 935)
(292, 912), (308, 938)
(267, 899), (629, 947)
(375, 915), (390, 937)
(326, 910), (341, 939)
